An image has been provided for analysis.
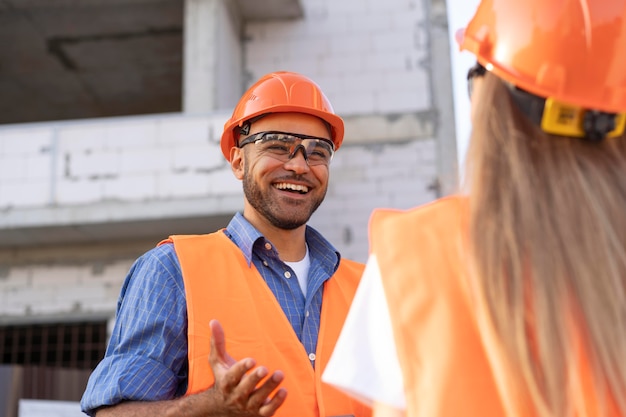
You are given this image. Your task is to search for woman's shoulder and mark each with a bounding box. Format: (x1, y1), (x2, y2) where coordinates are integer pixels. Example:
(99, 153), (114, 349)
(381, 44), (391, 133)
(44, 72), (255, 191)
(371, 195), (469, 231)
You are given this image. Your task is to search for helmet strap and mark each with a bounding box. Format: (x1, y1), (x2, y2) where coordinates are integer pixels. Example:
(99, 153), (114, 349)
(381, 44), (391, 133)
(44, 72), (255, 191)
(239, 121), (251, 136)
(505, 83), (617, 141)
(235, 114), (268, 145)
(582, 111), (617, 142)
(505, 83), (545, 127)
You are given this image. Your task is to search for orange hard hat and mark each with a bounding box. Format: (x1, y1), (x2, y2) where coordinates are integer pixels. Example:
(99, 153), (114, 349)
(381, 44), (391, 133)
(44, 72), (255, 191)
(457, 0), (626, 113)
(220, 71), (344, 161)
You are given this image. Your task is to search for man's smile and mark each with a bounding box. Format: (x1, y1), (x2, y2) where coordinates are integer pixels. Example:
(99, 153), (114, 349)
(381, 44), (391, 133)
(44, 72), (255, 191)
(273, 182), (310, 194)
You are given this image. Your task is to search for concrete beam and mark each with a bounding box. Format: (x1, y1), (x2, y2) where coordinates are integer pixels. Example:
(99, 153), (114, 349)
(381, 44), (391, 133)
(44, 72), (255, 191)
(0, 197), (242, 247)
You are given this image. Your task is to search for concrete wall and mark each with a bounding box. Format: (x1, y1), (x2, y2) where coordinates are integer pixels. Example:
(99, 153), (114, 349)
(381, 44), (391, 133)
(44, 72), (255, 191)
(0, 116), (437, 319)
(0, 0), (455, 327)
(243, 0), (430, 116)
(0, 114), (237, 211)
(242, 0), (453, 259)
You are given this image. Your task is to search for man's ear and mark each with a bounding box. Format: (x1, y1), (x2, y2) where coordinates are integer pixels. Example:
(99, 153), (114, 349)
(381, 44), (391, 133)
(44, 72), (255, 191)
(230, 147), (245, 180)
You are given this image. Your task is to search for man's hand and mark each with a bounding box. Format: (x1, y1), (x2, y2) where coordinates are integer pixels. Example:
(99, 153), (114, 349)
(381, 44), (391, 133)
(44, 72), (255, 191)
(205, 319), (288, 416)
(94, 320), (287, 417)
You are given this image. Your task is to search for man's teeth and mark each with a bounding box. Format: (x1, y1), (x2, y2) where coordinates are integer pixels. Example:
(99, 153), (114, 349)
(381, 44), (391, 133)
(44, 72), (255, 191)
(275, 183), (309, 193)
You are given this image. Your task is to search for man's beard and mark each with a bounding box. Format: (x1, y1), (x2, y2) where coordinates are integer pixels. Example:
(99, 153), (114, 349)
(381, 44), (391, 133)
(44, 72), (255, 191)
(242, 167), (326, 230)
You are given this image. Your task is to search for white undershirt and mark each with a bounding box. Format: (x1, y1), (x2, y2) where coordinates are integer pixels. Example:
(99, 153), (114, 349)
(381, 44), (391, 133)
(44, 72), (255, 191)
(284, 244), (311, 296)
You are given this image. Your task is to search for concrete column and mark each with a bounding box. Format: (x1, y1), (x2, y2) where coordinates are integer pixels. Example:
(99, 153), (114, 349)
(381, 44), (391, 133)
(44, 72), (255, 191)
(183, 0), (243, 113)
(428, 0), (459, 195)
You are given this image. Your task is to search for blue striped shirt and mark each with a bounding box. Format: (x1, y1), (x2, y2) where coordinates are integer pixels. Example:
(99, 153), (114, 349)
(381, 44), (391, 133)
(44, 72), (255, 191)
(80, 213), (341, 416)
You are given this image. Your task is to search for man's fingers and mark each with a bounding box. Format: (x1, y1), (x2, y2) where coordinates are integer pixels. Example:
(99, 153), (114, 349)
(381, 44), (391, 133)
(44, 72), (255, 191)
(258, 387), (288, 417)
(213, 357), (256, 393)
(206, 361), (287, 415)
(234, 366), (270, 398)
(244, 370), (285, 409)
(208, 319), (237, 369)
(207, 319), (287, 415)
(209, 319), (226, 359)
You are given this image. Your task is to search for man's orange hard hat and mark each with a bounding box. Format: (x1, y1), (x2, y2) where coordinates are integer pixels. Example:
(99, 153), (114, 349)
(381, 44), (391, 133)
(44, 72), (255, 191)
(221, 71), (344, 161)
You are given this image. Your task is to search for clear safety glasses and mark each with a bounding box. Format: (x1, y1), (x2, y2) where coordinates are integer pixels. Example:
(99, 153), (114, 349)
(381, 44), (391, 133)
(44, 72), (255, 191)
(238, 131), (335, 166)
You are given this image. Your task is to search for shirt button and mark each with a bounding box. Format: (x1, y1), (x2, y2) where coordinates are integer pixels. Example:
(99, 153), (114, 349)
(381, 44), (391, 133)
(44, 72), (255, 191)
(284, 271), (292, 279)
(264, 242), (272, 250)
(263, 260), (268, 267)
(305, 310), (309, 317)
(308, 353), (316, 361)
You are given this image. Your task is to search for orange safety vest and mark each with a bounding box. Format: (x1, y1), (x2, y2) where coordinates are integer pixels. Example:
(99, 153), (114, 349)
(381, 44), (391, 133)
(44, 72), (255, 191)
(164, 231), (372, 417)
(370, 196), (621, 417)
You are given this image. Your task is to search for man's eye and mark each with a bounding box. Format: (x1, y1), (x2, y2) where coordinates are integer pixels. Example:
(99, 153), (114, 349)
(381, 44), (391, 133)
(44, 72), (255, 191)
(310, 149), (329, 159)
(264, 142), (290, 152)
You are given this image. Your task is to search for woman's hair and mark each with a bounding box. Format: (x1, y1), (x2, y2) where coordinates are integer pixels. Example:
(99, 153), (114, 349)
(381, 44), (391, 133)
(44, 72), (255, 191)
(466, 72), (626, 417)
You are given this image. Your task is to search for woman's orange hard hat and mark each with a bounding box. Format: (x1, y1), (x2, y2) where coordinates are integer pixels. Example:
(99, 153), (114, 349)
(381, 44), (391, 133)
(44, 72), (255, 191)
(457, 0), (626, 113)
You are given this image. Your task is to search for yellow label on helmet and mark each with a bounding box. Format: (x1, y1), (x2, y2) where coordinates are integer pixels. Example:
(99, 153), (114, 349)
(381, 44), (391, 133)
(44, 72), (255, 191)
(540, 98), (626, 138)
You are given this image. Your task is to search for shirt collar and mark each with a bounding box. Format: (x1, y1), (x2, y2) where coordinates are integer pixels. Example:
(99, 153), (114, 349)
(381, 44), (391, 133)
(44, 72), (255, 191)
(224, 212), (264, 266)
(224, 212), (341, 272)
(304, 223), (341, 275)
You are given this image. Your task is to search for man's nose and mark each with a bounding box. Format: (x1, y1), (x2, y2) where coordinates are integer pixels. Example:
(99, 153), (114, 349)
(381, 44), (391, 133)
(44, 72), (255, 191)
(285, 145), (310, 171)
(288, 144), (309, 163)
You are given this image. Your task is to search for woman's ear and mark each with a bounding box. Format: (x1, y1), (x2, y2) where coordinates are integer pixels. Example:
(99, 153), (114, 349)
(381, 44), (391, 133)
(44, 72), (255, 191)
(230, 147), (245, 180)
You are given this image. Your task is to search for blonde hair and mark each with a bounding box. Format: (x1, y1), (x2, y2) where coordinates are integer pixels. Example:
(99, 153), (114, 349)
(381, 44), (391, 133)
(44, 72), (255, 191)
(466, 73), (626, 417)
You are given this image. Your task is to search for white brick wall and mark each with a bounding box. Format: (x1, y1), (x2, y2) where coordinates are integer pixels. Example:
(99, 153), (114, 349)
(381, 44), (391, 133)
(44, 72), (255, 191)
(244, 0), (428, 117)
(0, 0), (449, 322)
(0, 136), (436, 322)
(0, 259), (133, 318)
(311, 138), (438, 261)
(0, 113), (233, 210)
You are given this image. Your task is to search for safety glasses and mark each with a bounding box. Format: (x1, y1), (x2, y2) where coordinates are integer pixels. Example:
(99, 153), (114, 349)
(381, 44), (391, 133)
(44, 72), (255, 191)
(238, 131), (335, 166)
